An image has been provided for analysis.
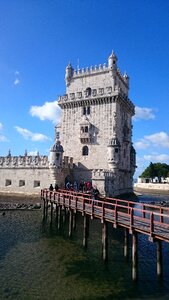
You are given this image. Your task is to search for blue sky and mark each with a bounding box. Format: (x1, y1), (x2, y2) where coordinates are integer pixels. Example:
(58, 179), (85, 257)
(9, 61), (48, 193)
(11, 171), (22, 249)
(0, 0), (169, 178)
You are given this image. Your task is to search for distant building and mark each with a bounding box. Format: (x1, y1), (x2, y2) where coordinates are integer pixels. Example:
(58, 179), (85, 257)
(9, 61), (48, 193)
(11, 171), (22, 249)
(0, 51), (136, 196)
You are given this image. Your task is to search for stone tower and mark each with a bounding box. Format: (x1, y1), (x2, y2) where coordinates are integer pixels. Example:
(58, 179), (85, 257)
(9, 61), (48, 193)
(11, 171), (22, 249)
(57, 51), (136, 196)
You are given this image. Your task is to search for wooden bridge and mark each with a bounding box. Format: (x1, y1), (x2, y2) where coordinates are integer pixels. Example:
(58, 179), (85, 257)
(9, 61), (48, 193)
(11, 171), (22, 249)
(41, 188), (169, 281)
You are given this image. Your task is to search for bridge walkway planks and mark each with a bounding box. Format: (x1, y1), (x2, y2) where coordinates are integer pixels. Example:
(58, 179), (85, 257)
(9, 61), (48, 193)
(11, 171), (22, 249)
(42, 189), (169, 243)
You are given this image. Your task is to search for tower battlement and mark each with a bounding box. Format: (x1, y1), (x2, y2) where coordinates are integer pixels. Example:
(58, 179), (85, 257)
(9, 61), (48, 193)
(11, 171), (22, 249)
(71, 65), (129, 87)
(65, 51), (129, 100)
(0, 155), (49, 168)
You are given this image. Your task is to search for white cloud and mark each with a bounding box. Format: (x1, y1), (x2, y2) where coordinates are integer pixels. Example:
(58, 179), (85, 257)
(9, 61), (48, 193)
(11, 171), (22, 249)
(134, 140), (150, 150)
(30, 100), (61, 123)
(135, 131), (169, 150)
(15, 71), (19, 75)
(0, 122), (8, 142)
(14, 78), (20, 86)
(143, 154), (169, 162)
(0, 135), (8, 142)
(28, 150), (39, 156)
(133, 106), (156, 121)
(144, 132), (169, 148)
(15, 126), (51, 142)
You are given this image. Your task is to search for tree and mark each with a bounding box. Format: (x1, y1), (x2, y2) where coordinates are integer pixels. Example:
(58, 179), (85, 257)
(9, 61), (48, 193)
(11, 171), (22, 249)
(140, 162), (156, 181)
(140, 162), (169, 182)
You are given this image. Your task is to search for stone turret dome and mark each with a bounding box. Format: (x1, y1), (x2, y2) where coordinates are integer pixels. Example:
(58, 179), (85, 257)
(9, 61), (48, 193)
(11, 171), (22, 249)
(51, 139), (64, 152)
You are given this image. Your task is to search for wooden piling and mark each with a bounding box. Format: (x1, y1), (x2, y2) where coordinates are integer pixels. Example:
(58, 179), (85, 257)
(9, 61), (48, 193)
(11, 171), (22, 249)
(83, 214), (89, 247)
(157, 240), (163, 278)
(55, 204), (58, 223)
(57, 205), (61, 230)
(62, 207), (66, 223)
(132, 232), (138, 281)
(50, 201), (54, 226)
(124, 228), (129, 259)
(73, 212), (76, 230)
(69, 209), (73, 237)
(102, 222), (108, 262)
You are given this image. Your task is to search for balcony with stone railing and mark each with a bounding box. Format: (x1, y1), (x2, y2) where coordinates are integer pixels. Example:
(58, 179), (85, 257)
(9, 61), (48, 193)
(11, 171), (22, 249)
(58, 86), (119, 103)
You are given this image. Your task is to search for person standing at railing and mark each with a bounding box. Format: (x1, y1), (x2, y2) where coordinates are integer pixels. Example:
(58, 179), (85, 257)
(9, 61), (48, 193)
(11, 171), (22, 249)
(73, 180), (78, 191)
(66, 181), (71, 190)
(54, 183), (59, 191)
(49, 184), (54, 191)
(92, 186), (100, 204)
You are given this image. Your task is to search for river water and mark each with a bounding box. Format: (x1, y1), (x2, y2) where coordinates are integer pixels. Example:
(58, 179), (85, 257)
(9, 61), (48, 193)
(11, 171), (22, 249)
(0, 194), (169, 300)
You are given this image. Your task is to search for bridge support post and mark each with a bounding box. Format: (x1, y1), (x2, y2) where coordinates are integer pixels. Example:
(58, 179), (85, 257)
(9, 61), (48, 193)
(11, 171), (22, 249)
(55, 204), (58, 223)
(69, 209), (73, 237)
(50, 201), (54, 227)
(157, 240), (163, 278)
(102, 222), (108, 262)
(132, 232), (138, 281)
(83, 214), (89, 247)
(57, 205), (61, 230)
(62, 207), (66, 223)
(124, 228), (129, 259)
(43, 198), (46, 217)
(45, 200), (49, 219)
(73, 212), (76, 230)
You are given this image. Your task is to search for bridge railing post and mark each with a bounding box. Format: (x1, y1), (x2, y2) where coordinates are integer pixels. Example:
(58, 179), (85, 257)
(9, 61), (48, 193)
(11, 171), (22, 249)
(113, 204), (117, 228)
(101, 202), (105, 223)
(127, 202), (130, 214)
(142, 204), (145, 218)
(160, 207), (163, 223)
(130, 207), (133, 234)
(150, 212), (154, 239)
(75, 196), (77, 213)
(91, 199), (94, 219)
(82, 196), (85, 216)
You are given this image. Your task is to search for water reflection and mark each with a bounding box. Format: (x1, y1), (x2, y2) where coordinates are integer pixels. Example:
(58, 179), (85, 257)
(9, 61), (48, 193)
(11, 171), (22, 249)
(0, 195), (169, 299)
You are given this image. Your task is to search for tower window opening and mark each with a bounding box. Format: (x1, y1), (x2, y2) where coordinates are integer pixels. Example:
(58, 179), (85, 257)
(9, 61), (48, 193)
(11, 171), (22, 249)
(115, 148), (118, 153)
(5, 179), (11, 186)
(19, 180), (25, 187)
(85, 126), (88, 133)
(56, 153), (60, 160)
(81, 126), (84, 133)
(34, 181), (40, 188)
(83, 106), (90, 115)
(83, 107), (86, 115)
(86, 87), (91, 96)
(82, 146), (89, 156)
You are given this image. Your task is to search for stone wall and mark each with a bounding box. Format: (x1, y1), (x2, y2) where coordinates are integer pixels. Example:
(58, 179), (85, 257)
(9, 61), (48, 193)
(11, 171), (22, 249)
(0, 167), (51, 194)
(134, 183), (169, 193)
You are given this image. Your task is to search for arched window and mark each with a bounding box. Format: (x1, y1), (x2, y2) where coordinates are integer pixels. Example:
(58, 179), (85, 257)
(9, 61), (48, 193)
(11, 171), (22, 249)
(85, 126), (88, 133)
(83, 107), (86, 115)
(86, 87), (91, 96)
(82, 146), (89, 156)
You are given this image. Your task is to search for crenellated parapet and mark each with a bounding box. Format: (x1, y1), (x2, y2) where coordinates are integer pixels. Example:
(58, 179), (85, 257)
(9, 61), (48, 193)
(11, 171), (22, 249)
(58, 88), (134, 115)
(68, 63), (129, 86)
(0, 154), (73, 169)
(0, 155), (49, 168)
(65, 51), (129, 94)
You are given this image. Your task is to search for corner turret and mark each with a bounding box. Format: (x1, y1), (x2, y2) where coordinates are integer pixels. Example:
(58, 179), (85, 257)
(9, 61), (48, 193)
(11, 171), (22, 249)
(65, 62), (74, 86)
(49, 139), (64, 168)
(108, 50), (117, 71)
(123, 71), (129, 87)
(107, 136), (121, 170)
